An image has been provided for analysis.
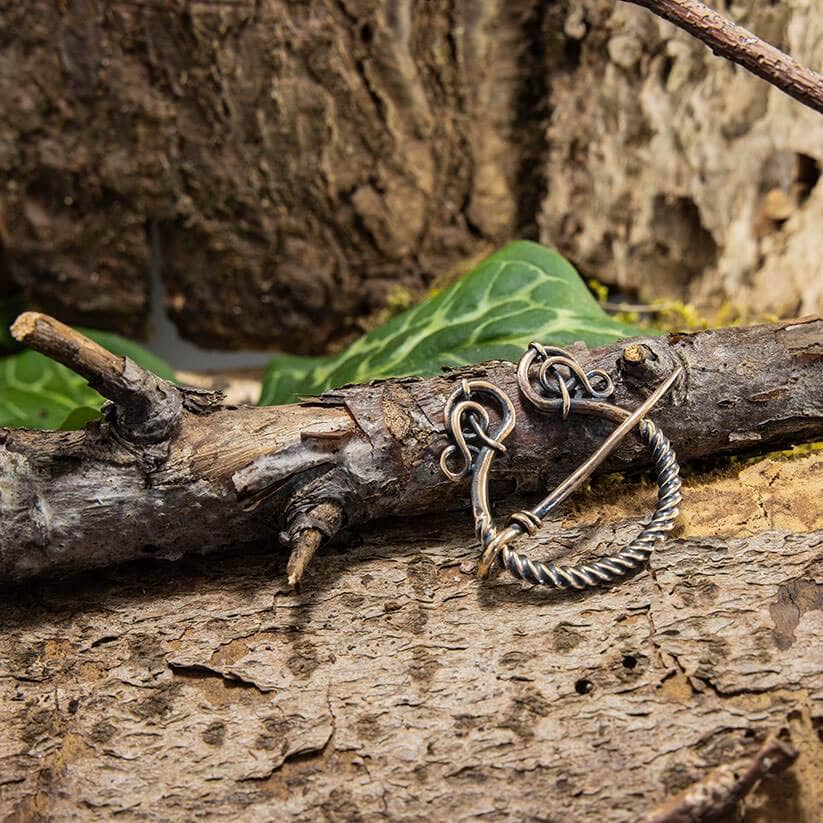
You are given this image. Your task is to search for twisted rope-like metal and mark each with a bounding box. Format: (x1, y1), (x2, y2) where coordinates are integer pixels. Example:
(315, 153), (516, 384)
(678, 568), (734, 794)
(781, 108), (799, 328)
(440, 343), (683, 592)
(498, 418), (681, 589)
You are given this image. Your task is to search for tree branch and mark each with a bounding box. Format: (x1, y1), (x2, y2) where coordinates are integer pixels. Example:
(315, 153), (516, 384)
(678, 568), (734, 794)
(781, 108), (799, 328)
(624, 0), (823, 115)
(10, 312), (185, 444)
(643, 733), (798, 822)
(282, 500), (345, 588)
(1, 315), (821, 583)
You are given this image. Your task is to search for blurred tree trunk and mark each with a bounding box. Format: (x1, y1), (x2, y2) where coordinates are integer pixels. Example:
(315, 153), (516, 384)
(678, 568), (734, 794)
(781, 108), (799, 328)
(0, 0), (555, 350)
(541, 0), (823, 319)
(0, 0), (820, 350)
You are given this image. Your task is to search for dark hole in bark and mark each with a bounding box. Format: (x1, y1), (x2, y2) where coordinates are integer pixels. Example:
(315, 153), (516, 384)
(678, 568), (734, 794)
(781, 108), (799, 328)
(795, 153), (821, 203)
(621, 654), (637, 669)
(759, 150), (821, 209)
(660, 55), (675, 85)
(574, 678), (593, 695)
(564, 38), (582, 70)
(650, 195), (718, 286)
(91, 635), (119, 647)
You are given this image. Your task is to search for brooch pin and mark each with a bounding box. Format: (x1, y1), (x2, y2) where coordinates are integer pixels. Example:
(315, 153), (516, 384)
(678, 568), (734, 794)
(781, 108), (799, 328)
(440, 343), (683, 590)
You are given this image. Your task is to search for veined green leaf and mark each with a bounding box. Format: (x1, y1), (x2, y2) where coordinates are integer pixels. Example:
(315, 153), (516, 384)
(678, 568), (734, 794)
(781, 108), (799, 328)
(260, 241), (650, 405)
(58, 405), (106, 431)
(0, 329), (176, 430)
(257, 352), (328, 413)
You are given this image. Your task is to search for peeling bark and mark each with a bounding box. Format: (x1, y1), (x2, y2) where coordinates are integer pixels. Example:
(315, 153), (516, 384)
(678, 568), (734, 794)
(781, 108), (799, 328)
(1, 315), (821, 583)
(1, 315), (821, 818)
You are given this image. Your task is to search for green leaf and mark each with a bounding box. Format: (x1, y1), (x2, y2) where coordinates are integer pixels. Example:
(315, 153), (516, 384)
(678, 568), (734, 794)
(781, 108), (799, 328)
(0, 330), (176, 430)
(258, 352), (328, 411)
(0, 352), (102, 429)
(59, 406), (104, 431)
(260, 241), (650, 405)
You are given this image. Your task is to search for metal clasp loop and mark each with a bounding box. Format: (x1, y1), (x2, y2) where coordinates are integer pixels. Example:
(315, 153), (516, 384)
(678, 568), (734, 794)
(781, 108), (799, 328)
(440, 344), (683, 590)
(439, 379), (516, 482)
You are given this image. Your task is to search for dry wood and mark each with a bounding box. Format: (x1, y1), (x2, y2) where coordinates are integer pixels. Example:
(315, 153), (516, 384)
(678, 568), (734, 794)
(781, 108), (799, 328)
(1, 313), (822, 584)
(643, 733), (798, 823)
(625, 0), (823, 114)
(285, 502), (345, 588)
(1, 459), (821, 819)
(2, 313), (822, 819)
(10, 312), (184, 443)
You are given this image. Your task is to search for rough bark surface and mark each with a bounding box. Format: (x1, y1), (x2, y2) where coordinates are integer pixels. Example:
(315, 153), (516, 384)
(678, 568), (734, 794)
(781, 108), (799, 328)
(1, 454), (821, 820)
(0, 0), (555, 349)
(2, 1), (819, 351)
(541, 0), (823, 317)
(1, 318), (822, 582)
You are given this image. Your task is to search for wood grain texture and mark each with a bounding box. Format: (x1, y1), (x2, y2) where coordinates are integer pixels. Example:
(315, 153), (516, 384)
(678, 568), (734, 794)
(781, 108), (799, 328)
(1, 461), (821, 819)
(1, 319), (821, 819)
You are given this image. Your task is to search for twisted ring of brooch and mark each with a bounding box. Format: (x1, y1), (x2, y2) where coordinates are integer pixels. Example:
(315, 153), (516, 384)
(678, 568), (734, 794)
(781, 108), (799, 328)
(440, 344), (683, 590)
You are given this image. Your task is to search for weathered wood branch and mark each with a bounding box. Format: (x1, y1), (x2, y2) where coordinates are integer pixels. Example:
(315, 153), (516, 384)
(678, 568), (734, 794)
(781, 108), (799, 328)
(625, 0), (823, 114)
(1, 315), (822, 583)
(10, 313), (186, 443)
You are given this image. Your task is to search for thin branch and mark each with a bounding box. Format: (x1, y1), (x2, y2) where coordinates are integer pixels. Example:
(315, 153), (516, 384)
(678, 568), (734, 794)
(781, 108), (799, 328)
(11, 311), (184, 443)
(624, 0), (823, 115)
(283, 501), (345, 587)
(643, 732), (798, 822)
(287, 530), (323, 589)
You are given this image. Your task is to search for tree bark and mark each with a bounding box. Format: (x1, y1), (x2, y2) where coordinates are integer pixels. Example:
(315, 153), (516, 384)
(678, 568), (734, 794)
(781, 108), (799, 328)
(0, 462), (820, 819)
(2, 1), (821, 351)
(541, 0), (823, 321)
(1, 314), (821, 583)
(0, 0), (554, 350)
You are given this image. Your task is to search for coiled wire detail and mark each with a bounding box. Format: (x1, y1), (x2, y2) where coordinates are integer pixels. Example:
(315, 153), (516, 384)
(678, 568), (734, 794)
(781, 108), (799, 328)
(440, 343), (683, 591)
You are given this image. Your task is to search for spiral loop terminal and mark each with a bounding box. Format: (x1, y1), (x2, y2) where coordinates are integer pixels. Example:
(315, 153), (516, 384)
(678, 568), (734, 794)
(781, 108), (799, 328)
(440, 344), (683, 591)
